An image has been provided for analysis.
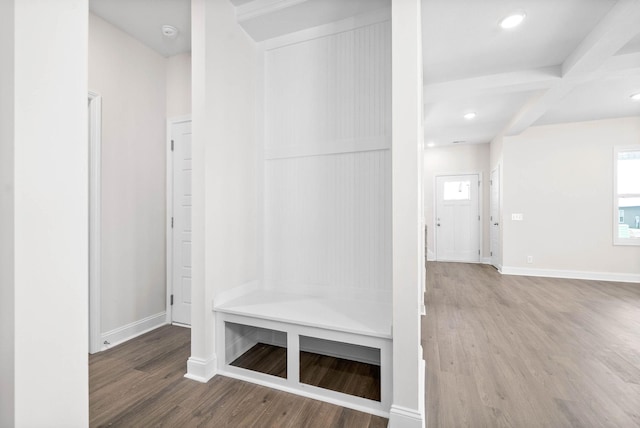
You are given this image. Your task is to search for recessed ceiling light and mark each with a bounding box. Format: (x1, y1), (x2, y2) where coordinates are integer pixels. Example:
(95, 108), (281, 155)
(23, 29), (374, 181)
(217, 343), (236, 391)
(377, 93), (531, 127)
(631, 92), (640, 101)
(463, 112), (477, 120)
(500, 12), (526, 29)
(427, 142), (435, 148)
(162, 25), (179, 39)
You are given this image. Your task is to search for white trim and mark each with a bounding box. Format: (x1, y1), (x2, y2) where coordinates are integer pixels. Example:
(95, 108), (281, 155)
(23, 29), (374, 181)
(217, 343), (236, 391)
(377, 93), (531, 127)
(88, 92), (102, 354)
(264, 137), (390, 160)
(101, 312), (167, 350)
(185, 355), (217, 383)
(388, 404), (425, 428)
(478, 171), (484, 260)
(166, 115), (192, 325)
(218, 368), (390, 418)
(500, 266), (640, 283)
(613, 145), (640, 246)
(256, 45), (266, 294)
(263, 6), (390, 51)
(236, 0), (307, 22)
(482, 257), (492, 264)
(489, 165), (501, 270)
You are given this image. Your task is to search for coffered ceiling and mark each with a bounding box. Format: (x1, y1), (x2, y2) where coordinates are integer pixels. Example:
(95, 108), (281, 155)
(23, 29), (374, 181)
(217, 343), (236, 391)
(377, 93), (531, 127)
(89, 0), (640, 146)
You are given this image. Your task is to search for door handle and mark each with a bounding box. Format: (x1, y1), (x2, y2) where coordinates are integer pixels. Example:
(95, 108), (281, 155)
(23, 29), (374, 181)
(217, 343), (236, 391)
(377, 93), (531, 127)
(493, 222), (499, 226)
(437, 223), (441, 226)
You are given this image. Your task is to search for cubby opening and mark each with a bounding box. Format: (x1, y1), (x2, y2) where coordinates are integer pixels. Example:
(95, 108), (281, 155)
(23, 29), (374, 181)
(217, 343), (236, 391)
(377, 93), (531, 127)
(299, 336), (381, 402)
(225, 322), (287, 379)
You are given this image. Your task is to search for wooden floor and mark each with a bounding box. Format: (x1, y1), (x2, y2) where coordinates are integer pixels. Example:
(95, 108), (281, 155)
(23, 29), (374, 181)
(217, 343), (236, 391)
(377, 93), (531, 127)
(90, 262), (640, 427)
(89, 326), (387, 427)
(231, 343), (381, 401)
(424, 262), (640, 427)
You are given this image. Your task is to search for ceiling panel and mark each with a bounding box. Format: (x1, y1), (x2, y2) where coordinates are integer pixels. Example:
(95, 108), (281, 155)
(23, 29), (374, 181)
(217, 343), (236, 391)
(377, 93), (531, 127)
(425, 90), (537, 145)
(90, 0), (190, 57)
(422, 0), (617, 83)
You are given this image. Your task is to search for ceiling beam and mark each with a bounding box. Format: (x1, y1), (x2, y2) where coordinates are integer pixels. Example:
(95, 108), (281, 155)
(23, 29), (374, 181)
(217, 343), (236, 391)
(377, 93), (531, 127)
(502, 0), (640, 136)
(596, 52), (640, 78)
(562, 0), (640, 78)
(423, 66), (561, 103)
(236, 0), (307, 22)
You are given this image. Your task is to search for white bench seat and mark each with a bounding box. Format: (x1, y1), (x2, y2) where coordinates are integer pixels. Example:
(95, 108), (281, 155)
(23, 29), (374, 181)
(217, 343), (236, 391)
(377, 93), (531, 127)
(213, 290), (392, 417)
(215, 290), (392, 339)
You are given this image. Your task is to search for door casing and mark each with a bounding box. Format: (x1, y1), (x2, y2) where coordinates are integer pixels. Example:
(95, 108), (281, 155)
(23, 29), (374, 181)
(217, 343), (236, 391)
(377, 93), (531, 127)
(88, 91), (102, 354)
(490, 166), (501, 270)
(166, 116), (192, 326)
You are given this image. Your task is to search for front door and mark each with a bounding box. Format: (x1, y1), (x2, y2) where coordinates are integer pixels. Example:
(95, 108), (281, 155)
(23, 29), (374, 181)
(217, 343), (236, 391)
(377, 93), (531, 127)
(171, 120), (192, 325)
(435, 174), (480, 262)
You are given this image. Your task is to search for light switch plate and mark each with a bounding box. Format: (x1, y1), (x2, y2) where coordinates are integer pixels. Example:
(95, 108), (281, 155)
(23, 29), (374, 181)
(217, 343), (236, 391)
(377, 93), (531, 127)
(512, 213), (523, 221)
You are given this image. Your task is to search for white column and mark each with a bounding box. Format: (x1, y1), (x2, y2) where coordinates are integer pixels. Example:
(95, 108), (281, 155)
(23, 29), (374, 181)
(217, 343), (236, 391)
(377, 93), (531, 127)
(0, 1), (16, 425)
(1, 0), (89, 425)
(188, 0), (258, 382)
(390, 0), (426, 427)
(187, 0), (217, 382)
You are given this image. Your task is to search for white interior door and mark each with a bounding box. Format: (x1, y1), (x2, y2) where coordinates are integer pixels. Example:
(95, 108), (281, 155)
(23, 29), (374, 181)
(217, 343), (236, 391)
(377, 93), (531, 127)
(435, 174), (480, 262)
(490, 167), (500, 269)
(171, 120), (192, 325)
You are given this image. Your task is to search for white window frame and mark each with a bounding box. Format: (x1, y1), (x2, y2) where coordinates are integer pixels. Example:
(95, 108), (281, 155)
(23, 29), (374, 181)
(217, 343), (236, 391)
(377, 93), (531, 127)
(613, 145), (640, 246)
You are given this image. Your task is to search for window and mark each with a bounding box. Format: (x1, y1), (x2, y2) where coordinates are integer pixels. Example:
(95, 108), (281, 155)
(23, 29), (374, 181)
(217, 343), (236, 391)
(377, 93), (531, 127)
(443, 180), (471, 201)
(614, 146), (640, 245)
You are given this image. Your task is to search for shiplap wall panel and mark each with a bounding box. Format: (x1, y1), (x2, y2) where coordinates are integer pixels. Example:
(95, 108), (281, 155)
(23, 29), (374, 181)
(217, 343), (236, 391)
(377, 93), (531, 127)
(265, 151), (391, 294)
(265, 20), (391, 158)
(264, 19), (391, 296)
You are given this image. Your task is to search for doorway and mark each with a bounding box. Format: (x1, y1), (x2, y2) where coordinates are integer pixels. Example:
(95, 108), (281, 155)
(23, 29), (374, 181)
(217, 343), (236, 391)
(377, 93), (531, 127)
(167, 118), (192, 326)
(435, 174), (480, 262)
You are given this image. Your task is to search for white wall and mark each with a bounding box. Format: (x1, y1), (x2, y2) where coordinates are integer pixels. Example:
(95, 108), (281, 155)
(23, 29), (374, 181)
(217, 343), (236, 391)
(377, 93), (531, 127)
(424, 143), (490, 260)
(167, 52), (192, 118)
(89, 13), (168, 333)
(0, 0), (15, 424)
(502, 117), (640, 279)
(1, 1), (89, 425)
(263, 18), (392, 299)
(189, 0), (259, 381)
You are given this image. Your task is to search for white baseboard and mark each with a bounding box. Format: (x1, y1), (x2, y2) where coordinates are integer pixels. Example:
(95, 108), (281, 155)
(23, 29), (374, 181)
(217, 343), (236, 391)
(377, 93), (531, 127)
(185, 355), (217, 383)
(501, 266), (640, 283)
(101, 312), (167, 350)
(388, 404), (425, 428)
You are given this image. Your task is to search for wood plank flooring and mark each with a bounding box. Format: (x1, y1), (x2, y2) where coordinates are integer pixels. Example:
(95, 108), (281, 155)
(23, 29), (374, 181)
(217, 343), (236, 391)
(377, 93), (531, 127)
(89, 326), (387, 427)
(424, 262), (640, 427)
(230, 343), (287, 379)
(91, 262), (640, 427)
